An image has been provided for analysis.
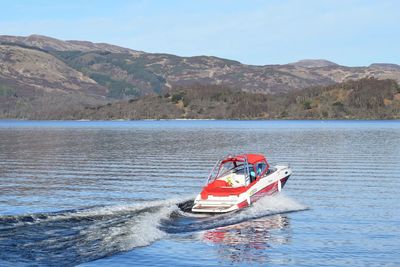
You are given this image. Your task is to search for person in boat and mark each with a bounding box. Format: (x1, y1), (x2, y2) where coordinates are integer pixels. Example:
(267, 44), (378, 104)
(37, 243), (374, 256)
(226, 165), (257, 186)
(250, 168), (256, 183)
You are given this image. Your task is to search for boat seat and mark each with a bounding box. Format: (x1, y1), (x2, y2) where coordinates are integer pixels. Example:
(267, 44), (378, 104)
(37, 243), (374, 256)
(201, 176), (249, 199)
(201, 184), (249, 199)
(217, 174), (245, 188)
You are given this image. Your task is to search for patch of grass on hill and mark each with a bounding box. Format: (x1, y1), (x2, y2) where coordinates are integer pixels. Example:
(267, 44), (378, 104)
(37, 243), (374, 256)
(0, 85), (16, 96)
(88, 73), (140, 98)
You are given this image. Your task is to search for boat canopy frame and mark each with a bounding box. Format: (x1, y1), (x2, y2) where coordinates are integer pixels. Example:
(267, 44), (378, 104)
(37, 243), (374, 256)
(206, 154), (252, 186)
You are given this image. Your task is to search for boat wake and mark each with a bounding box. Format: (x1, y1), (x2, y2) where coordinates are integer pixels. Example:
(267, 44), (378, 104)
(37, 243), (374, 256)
(162, 194), (307, 233)
(0, 195), (307, 266)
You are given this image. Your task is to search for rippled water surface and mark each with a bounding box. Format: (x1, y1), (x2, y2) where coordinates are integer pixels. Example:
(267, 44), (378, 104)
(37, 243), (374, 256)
(0, 120), (399, 266)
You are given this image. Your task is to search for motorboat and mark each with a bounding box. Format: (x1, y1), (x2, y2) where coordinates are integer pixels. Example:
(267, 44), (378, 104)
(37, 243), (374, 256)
(192, 154), (291, 213)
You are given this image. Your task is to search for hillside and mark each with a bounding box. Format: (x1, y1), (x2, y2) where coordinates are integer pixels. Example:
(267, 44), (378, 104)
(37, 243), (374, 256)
(1, 34), (400, 120)
(62, 78), (400, 120)
(1, 34), (400, 98)
(0, 44), (106, 96)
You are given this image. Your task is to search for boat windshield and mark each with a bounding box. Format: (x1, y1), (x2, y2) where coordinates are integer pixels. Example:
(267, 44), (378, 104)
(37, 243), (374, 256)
(208, 160), (253, 181)
(206, 155), (267, 185)
(217, 161), (245, 178)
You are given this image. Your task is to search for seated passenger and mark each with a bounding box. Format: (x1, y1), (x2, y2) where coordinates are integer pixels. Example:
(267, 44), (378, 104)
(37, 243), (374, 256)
(226, 174), (245, 187)
(250, 170), (256, 183)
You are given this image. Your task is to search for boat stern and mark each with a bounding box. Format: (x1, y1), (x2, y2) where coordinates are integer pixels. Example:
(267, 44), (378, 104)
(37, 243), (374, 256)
(191, 195), (248, 213)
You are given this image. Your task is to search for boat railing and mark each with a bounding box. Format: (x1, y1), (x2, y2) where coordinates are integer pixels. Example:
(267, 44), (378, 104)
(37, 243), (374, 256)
(244, 157), (251, 185)
(206, 159), (221, 184)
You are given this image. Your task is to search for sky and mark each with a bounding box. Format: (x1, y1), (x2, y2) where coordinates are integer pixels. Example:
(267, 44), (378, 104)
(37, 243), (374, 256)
(0, 0), (399, 66)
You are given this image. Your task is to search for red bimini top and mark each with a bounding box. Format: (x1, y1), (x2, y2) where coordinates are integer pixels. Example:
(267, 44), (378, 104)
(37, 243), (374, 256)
(221, 153), (266, 165)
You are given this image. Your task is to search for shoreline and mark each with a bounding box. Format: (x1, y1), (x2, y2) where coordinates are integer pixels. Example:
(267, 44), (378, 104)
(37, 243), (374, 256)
(1, 118), (400, 122)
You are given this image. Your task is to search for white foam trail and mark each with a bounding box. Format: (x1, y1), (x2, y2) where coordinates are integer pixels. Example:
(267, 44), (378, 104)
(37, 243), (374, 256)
(124, 205), (173, 248)
(80, 197), (194, 250)
(1, 194), (306, 255)
(0, 196), (193, 253)
(206, 194), (308, 229)
(1, 196), (193, 227)
(244, 193), (308, 216)
(80, 205), (177, 252)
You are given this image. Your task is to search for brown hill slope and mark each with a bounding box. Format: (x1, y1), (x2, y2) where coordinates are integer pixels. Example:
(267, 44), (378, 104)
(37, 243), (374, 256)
(0, 44), (106, 97)
(1, 34), (400, 98)
(0, 44), (107, 119)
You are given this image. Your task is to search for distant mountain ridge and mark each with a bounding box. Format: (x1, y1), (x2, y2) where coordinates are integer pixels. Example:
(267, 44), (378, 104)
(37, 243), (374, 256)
(1, 34), (400, 98)
(368, 63), (400, 70)
(1, 34), (400, 119)
(288, 59), (339, 68)
(0, 34), (140, 53)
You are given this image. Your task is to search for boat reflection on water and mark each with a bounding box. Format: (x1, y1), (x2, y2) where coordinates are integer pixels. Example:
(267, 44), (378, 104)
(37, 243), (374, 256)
(202, 214), (291, 264)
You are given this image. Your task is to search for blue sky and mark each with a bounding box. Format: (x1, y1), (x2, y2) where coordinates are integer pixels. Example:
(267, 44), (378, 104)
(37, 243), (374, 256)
(1, 0), (399, 66)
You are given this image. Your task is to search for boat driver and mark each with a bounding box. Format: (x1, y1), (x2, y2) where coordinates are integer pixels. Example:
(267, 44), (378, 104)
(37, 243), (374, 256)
(250, 169), (256, 183)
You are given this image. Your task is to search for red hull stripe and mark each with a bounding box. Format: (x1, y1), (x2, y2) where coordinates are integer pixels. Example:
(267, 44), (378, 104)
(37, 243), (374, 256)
(237, 199), (249, 209)
(249, 175), (290, 203)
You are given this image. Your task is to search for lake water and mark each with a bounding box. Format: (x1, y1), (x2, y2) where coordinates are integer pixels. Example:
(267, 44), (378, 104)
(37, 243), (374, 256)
(0, 120), (399, 266)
